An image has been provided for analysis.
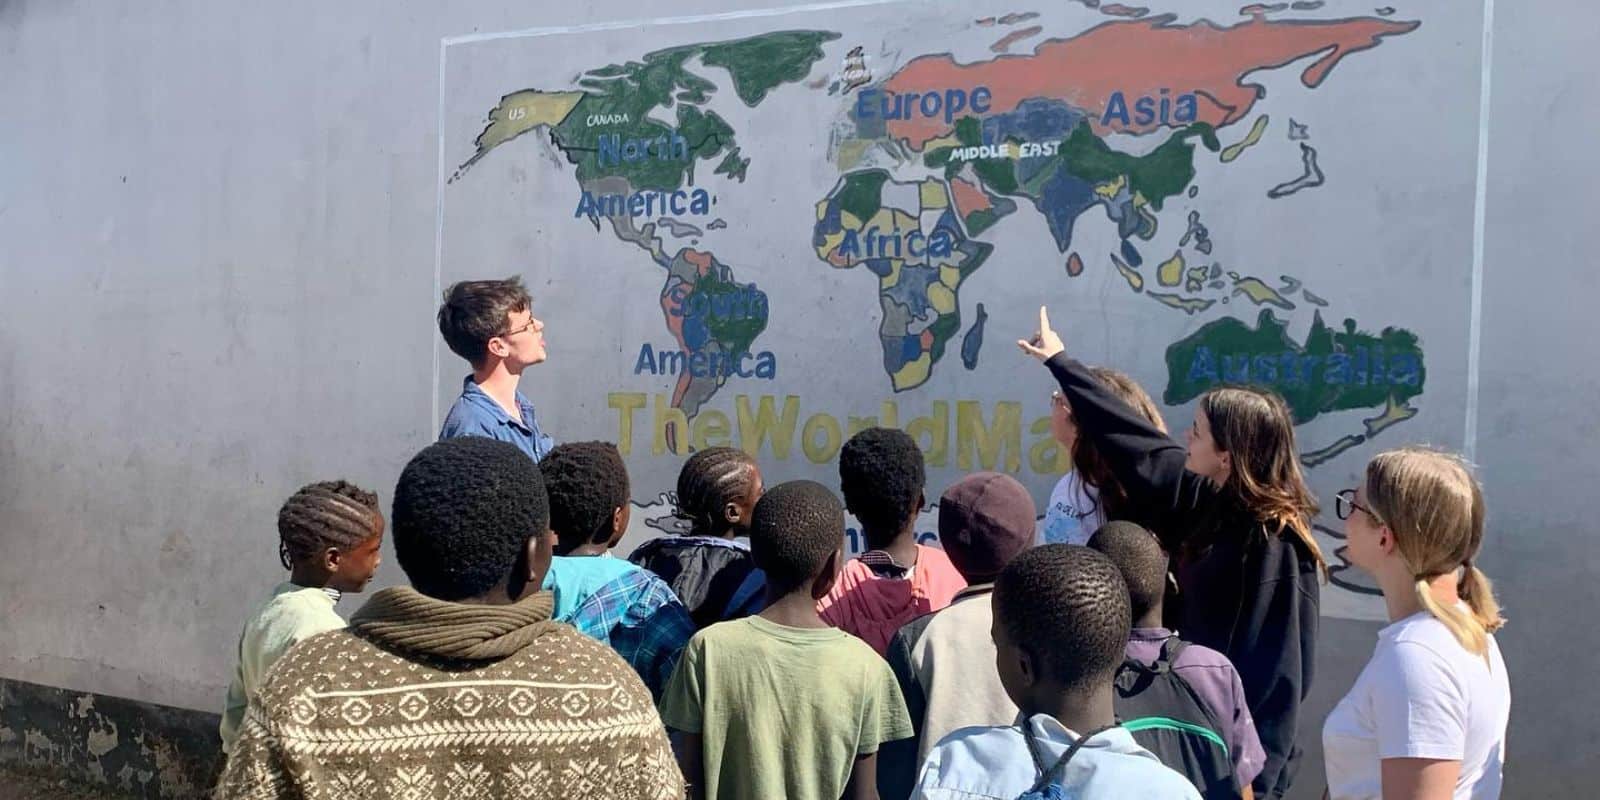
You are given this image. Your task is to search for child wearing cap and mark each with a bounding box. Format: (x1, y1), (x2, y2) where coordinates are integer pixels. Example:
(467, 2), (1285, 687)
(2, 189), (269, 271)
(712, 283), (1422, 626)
(879, 472), (1039, 800)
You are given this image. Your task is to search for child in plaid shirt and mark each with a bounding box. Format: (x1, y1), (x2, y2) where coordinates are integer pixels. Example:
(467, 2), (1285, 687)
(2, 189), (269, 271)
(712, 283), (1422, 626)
(538, 441), (694, 699)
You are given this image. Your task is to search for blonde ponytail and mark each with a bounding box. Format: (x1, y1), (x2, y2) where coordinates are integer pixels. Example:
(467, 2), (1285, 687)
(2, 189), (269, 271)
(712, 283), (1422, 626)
(1366, 448), (1505, 657)
(1459, 562), (1506, 636)
(1414, 575), (1489, 656)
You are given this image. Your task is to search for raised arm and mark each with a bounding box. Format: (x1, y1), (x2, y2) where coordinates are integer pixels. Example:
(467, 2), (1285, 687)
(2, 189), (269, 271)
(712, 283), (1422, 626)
(1019, 307), (1216, 525)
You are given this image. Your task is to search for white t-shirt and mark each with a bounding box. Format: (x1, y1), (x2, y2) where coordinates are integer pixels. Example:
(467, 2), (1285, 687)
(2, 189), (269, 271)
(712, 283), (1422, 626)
(1323, 610), (1511, 800)
(1038, 471), (1102, 546)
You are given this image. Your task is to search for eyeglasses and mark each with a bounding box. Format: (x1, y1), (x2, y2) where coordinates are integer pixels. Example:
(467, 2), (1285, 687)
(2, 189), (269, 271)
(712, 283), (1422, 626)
(1050, 391), (1068, 409)
(1334, 489), (1379, 522)
(498, 318), (539, 339)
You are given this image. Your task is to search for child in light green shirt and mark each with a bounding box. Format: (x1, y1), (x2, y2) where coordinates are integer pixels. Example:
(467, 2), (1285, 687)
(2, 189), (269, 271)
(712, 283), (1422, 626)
(661, 480), (912, 800)
(219, 481), (384, 753)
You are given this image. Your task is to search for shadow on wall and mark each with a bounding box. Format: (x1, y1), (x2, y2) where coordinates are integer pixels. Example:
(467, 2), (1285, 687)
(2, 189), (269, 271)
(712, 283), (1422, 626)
(0, 678), (221, 800)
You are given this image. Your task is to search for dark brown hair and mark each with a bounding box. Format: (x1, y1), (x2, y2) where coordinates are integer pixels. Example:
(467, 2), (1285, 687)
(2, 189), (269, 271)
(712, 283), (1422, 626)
(278, 481), (383, 570)
(1199, 387), (1325, 576)
(1072, 367), (1166, 522)
(437, 277), (531, 366)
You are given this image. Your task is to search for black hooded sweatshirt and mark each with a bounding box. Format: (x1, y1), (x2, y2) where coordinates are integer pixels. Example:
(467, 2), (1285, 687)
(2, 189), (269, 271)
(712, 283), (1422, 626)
(1046, 354), (1319, 800)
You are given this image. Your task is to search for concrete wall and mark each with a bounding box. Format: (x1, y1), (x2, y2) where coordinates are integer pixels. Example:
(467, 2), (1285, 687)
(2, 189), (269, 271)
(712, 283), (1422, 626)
(1, 0), (1595, 796)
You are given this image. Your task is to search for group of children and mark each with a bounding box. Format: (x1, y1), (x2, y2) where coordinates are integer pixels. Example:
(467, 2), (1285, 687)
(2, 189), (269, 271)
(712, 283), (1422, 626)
(213, 284), (1509, 800)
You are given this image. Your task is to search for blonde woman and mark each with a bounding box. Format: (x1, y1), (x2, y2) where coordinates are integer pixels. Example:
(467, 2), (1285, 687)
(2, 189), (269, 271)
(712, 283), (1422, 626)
(1323, 448), (1509, 800)
(1021, 307), (1322, 800)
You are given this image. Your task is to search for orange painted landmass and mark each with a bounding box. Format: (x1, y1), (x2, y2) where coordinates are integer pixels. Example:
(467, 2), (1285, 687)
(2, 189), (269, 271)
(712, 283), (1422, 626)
(681, 249), (715, 275)
(949, 177), (993, 219)
(881, 14), (1418, 147)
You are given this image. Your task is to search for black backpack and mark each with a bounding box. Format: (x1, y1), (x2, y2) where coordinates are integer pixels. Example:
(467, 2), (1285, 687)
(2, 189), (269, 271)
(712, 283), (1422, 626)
(1113, 637), (1241, 799)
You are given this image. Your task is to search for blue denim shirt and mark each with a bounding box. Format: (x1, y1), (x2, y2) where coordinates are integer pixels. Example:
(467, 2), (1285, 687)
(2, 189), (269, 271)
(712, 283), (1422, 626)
(438, 376), (553, 462)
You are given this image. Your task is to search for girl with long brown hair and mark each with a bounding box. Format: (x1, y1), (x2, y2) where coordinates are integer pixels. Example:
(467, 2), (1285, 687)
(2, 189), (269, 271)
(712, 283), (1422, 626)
(1323, 448), (1508, 800)
(1020, 307), (1321, 800)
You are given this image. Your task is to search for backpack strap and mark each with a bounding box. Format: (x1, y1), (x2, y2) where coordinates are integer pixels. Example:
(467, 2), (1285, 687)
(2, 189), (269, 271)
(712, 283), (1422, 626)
(1154, 636), (1187, 672)
(1022, 721), (1121, 794)
(1120, 716), (1229, 758)
(1121, 634), (1182, 681)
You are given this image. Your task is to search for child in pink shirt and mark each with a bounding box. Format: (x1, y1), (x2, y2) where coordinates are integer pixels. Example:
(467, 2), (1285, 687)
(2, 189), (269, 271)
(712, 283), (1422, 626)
(818, 427), (967, 653)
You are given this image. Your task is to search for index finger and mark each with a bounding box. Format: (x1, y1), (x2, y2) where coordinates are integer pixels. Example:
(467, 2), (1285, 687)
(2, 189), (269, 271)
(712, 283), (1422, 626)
(1038, 305), (1051, 332)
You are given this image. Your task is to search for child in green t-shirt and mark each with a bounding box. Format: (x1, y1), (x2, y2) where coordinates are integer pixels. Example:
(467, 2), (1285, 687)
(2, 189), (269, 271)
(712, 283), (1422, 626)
(661, 480), (913, 800)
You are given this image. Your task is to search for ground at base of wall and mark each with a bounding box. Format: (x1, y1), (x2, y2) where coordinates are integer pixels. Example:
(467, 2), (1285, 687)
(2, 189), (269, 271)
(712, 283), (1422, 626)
(0, 763), (137, 800)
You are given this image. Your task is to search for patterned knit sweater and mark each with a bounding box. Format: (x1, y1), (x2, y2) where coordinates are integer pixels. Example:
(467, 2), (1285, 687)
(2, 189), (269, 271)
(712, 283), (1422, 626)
(216, 587), (685, 800)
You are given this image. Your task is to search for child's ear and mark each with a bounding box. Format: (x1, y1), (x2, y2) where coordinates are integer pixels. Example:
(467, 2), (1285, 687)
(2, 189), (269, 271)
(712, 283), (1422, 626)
(1016, 647), (1038, 690)
(606, 506), (629, 548)
(722, 500), (743, 526)
(811, 548), (842, 600)
(513, 530), (556, 600)
(322, 546), (342, 574)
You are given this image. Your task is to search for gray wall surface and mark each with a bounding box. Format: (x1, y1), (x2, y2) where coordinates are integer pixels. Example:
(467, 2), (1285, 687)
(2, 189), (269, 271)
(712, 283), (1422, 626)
(1, 1), (1595, 796)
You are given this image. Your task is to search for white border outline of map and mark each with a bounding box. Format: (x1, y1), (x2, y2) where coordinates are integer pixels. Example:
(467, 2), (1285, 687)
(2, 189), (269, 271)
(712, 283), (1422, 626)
(1465, 0), (1496, 462)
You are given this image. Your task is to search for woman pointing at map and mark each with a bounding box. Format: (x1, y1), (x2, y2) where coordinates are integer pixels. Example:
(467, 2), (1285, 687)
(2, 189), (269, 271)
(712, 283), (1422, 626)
(1019, 306), (1324, 800)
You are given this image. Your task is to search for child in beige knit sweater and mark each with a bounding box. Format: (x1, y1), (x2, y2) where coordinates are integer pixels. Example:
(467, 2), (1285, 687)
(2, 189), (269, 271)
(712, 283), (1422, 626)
(217, 438), (684, 800)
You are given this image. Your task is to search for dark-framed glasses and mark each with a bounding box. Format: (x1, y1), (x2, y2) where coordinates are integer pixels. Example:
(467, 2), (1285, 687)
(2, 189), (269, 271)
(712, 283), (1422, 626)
(1334, 489), (1379, 522)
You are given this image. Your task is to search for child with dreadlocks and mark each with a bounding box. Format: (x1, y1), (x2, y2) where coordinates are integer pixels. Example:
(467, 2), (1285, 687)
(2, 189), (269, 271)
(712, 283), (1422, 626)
(628, 447), (767, 629)
(818, 427), (966, 655)
(218, 481), (384, 754)
(539, 441), (695, 700)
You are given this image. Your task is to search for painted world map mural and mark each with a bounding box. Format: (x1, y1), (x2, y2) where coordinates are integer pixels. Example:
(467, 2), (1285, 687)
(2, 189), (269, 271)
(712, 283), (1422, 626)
(439, 0), (1480, 619)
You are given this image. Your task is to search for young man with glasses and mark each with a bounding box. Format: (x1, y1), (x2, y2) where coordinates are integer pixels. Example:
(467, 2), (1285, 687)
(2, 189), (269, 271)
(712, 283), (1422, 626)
(437, 276), (554, 462)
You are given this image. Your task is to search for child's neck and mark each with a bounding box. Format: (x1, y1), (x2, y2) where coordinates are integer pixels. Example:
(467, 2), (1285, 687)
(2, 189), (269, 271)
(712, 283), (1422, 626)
(1028, 685), (1117, 738)
(865, 527), (919, 567)
(563, 543), (611, 557)
(1134, 607), (1165, 629)
(758, 589), (830, 629)
(288, 565), (332, 590)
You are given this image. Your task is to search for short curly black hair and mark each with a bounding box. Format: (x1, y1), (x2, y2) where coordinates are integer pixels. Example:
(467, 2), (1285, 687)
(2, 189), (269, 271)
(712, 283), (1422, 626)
(838, 427), (924, 533)
(675, 447), (759, 536)
(277, 481), (383, 570)
(1087, 521), (1168, 623)
(539, 441), (629, 554)
(391, 437), (549, 601)
(749, 480), (844, 594)
(995, 545), (1131, 693)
